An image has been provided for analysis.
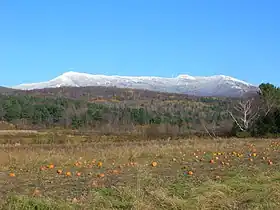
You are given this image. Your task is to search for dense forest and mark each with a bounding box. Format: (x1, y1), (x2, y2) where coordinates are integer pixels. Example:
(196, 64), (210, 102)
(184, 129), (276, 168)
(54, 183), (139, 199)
(0, 83), (279, 137)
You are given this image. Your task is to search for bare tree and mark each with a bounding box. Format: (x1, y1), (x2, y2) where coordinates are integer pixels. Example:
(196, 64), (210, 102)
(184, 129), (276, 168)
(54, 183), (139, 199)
(227, 98), (260, 131)
(200, 118), (217, 138)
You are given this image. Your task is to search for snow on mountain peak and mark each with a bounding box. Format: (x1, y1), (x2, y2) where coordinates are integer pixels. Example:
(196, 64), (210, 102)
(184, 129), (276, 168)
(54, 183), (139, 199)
(214, 75), (249, 84)
(62, 71), (87, 76)
(177, 74), (196, 80)
(12, 71), (258, 97)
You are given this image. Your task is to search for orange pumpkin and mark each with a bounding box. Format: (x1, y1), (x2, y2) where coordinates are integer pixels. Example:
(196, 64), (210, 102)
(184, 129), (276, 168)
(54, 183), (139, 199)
(188, 171), (193, 175)
(74, 162), (81, 166)
(151, 161), (158, 167)
(66, 171), (72, 176)
(98, 173), (105, 178)
(9, 172), (15, 177)
(48, 164), (54, 169)
(57, 169), (63, 174)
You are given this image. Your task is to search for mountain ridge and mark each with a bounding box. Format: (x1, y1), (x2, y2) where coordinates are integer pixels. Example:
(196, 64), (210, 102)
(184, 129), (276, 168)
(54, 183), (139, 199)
(12, 71), (259, 97)
(0, 86), (15, 93)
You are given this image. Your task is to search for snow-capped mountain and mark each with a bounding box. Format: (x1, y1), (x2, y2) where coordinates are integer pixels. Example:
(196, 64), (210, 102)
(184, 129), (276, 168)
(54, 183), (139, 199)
(12, 71), (259, 97)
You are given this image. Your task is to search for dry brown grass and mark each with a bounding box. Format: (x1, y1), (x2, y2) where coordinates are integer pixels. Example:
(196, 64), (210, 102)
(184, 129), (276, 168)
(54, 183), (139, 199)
(0, 134), (280, 209)
(0, 130), (39, 135)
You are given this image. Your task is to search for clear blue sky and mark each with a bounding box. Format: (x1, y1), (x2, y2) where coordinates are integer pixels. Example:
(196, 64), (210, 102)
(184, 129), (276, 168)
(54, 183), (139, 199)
(0, 0), (279, 87)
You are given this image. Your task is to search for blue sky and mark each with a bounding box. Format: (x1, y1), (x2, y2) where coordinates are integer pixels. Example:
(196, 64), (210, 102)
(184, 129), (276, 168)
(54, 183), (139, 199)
(0, 0), (279, 87)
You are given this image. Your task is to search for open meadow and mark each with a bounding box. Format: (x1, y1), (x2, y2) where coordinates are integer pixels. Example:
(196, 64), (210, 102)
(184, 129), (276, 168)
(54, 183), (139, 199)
(1, 0), (279, 209)
(0, 132), (280, 210)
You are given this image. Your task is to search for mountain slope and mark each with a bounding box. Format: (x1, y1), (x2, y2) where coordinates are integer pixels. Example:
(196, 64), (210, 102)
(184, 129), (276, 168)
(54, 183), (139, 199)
(0, 86), (15, 93)
(12, 71), (259, 97)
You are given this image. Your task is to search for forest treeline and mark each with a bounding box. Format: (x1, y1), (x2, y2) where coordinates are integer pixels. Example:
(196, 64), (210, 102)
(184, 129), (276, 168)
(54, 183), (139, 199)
(0, 93), (230, 135)
(0, 83), (279, 137)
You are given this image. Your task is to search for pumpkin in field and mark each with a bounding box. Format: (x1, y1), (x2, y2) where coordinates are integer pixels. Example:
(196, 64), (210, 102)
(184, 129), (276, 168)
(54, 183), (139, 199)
(188, 171), (193, 175)
(66, 171), (72, 176)
(9, 172), (15, 177)
(97, 173), (105, 178)
(151, 161), (157, 167)
(48, 164), (54, 169)
(74, 161), (81, 166)
(57, 169), (63, 174)
(97, 162), (103, 167)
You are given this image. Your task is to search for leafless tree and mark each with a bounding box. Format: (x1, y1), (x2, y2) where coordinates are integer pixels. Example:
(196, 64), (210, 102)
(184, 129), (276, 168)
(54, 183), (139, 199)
(227, 98), (260, 131)
(200, 118), (217, 138)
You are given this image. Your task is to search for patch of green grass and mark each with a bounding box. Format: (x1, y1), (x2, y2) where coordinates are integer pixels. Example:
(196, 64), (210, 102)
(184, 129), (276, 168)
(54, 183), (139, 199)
(0, 195), (76, 210)
(90, 187), (134, 209)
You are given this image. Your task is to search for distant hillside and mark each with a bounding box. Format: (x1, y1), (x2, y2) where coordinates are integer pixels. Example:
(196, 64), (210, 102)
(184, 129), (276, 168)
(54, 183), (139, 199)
(0, 85), (235, 136)
(1, 80), (277, 139)
(0, 86), (15, 93)
(7, 85), (234, 102)
(6, 85), (238, 111)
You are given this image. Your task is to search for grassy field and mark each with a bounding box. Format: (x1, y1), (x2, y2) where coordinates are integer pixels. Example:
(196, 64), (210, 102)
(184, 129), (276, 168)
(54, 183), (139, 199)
(0, 133), (280, 210)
